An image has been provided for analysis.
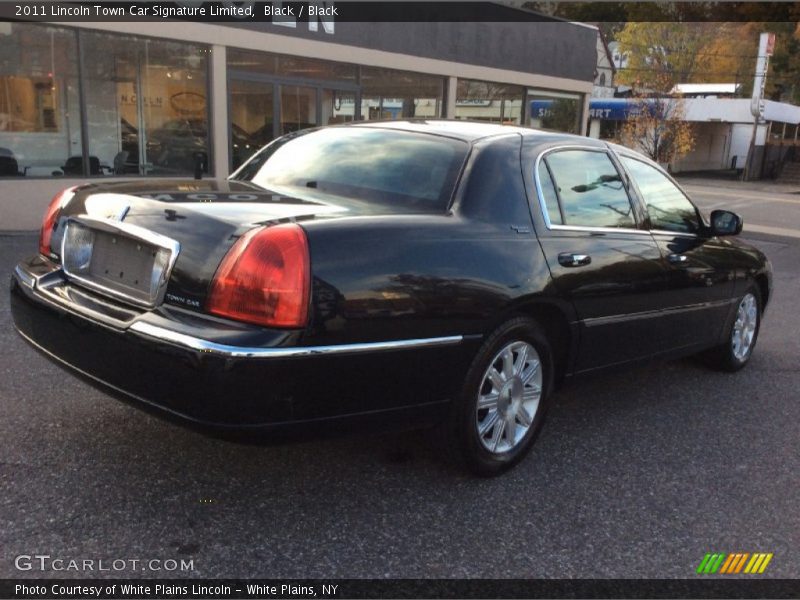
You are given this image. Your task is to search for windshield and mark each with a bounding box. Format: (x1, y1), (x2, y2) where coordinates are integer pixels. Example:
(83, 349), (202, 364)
(232, 127), (469, 213)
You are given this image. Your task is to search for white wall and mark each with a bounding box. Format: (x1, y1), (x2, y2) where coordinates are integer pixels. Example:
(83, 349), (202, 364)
(730, 123), (757, 169)
(672, 123), (730, 172)
(670, 122), (769, 173)
(1, 178), (90, 230)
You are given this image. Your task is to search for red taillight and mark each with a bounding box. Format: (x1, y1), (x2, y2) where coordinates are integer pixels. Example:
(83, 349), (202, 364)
(39, 186), (77, 257)
(207, 223), (311, 328)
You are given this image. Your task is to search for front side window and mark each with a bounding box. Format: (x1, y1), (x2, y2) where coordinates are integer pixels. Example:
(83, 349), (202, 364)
(620, 156), (700, 234)
(543, 150), (635, 228)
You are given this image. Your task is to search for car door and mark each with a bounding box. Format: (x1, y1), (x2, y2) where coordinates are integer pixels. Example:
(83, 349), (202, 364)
(616, 154), (738, 350)
(533, 147), (672, 372)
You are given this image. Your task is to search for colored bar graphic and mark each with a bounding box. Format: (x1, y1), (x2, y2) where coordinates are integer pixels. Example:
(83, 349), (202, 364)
(752, 554), (767, 573)
(745, 554), (760, 573)
(710, 554), (726, 573)
(719, 554), (736, 574)
(758, 554), (773, 573)
(696, 554), (713, 574)
(697, 552), (772, 575)
(734, 553), (750, 573)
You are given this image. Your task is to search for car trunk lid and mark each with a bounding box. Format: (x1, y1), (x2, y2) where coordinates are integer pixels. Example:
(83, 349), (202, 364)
(55, 179), (347, 314)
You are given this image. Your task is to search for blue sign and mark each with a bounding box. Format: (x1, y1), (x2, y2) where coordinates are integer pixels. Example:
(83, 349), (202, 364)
(530, 99), (652, 121)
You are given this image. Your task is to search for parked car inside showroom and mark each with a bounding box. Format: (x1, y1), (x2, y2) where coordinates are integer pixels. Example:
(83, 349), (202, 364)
(10, 120), (772, 475)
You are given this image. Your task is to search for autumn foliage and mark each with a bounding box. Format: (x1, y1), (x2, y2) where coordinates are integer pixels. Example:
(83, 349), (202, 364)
(619, 91), (695, 165)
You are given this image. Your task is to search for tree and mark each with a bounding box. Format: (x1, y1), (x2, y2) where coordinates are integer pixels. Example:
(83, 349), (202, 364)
(615, 22), (715, 92)
(700, 23), (755, 93)
(619, 75), (694, 165)
(701, 22), (800, 103)
(615, 20), (800, 103)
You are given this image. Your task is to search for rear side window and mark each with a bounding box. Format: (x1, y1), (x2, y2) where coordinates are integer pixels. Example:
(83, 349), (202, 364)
(543, 150), (635, 229)
(620, 156), (700, 234)
(537, 162), (563, 225)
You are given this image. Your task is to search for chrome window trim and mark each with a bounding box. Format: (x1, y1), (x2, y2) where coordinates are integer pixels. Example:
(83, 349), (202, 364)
(129, 321), (464, 359)
(532, 145), (645, 234)
(650, 229), (700, 239)
(548, 224), (653, 236)
(60, 216), (181, 309)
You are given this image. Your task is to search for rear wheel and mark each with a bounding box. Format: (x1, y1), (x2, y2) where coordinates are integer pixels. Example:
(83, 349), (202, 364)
(448, 317), (554, 476)
(703, 287), (762, 372)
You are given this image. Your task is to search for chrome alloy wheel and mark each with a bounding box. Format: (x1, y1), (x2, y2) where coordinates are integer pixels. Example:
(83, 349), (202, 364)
(732, 292), (758, 361)
(476, 341), (542, 454)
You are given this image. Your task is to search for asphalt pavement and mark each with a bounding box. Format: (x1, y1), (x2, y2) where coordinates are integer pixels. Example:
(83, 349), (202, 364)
(1, 179), (799, 579)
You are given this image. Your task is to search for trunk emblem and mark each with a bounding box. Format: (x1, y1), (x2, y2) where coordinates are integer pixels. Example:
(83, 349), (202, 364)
(84, 194), (131, 222)
(105, 204), (130, 222)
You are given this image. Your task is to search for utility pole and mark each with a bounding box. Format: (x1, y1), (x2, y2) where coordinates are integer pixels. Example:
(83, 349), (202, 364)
(743, 32), (775, 181)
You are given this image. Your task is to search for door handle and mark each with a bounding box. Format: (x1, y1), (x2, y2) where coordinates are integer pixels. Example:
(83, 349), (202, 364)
(667, 253), (688, 264)
(558, 253), (592, 267)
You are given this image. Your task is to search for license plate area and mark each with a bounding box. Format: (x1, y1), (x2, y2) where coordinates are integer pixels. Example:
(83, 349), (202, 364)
(61, 217), (180, 308)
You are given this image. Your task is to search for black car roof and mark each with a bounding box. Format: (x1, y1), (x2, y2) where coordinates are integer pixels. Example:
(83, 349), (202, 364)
(351, 119), (606, 148)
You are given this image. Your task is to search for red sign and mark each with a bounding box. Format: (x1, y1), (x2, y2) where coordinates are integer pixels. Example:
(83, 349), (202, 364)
(766, 33), (776, 56)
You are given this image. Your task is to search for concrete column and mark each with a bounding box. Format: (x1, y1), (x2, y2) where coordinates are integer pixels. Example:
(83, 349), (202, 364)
(210, 44), (229, 179)
(580, 93), (590, 136)
(445, 76), (457, 118)
(588, 118), (600, 139)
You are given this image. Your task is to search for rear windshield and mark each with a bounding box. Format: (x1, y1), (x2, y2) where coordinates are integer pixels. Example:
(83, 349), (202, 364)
(233, 127), (469, 213)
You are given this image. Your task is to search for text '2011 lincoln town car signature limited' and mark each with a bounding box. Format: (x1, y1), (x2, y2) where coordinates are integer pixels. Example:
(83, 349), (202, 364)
(10, 120), (773, 475)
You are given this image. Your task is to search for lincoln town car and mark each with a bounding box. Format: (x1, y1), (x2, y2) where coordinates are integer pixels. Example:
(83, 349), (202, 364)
(10, 121), (772, 474)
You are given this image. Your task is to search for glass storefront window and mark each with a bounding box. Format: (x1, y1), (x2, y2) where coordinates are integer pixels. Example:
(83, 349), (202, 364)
(229, 79), (273, 170)
(455, 79), (524, 124)
(228, 49), (359, 170)
(280, 84), (317, 135)
(529, 89), (582, 134)
(321, 89), (355, 126)
(227, 49), (357, 84)
(359, 67), (443, 121)
(0, 23), (81, 177)
(82, 32), (209, 176)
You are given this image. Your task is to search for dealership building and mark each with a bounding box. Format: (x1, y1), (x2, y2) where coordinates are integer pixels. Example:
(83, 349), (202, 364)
(0, 11), (598, 229)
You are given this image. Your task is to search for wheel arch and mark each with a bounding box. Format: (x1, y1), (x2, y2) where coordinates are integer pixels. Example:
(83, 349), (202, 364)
(487, 298), (576, 385)
(755, 272), (770, 311)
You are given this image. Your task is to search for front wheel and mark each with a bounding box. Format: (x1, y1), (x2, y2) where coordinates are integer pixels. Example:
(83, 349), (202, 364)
(448, 317), (554, 476)
(703, 287), (762, 372)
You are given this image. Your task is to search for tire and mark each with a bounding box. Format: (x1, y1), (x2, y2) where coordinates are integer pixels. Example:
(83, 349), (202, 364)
(446, 317), (554, 476)
(703, 286), (762, 372)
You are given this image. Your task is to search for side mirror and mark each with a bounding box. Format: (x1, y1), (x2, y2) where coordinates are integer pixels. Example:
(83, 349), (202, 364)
(709, 209), (743, 236)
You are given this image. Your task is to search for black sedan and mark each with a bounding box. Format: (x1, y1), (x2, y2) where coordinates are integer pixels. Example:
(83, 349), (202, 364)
(10, 121), (772, 475)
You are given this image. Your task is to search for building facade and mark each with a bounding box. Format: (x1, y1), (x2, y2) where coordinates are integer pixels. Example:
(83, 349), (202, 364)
(0, 15), (597, 229)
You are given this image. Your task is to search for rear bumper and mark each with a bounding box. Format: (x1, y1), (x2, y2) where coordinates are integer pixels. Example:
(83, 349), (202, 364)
(10, 257), (477, 432)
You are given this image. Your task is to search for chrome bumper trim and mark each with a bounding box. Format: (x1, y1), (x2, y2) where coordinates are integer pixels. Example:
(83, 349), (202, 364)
(13, 264), (35, 289)
(129, 322), (464, 359)
(14, 260), (466, 359)
(60, 216), (181, 309)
